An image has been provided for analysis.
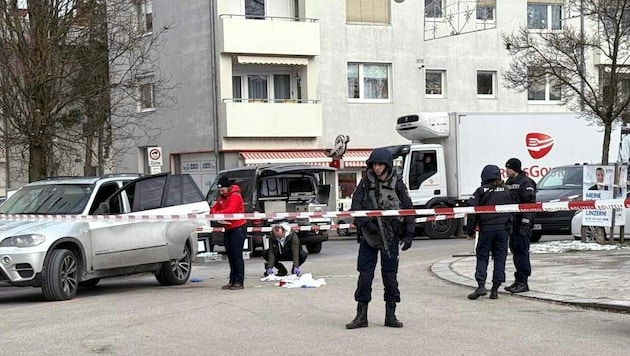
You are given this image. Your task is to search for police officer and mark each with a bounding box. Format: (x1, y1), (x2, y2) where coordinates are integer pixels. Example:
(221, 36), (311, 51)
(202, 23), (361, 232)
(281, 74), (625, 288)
(504, 158), (536, 294)
(466, 165), (514, 300)
(345, 148), (415, 329)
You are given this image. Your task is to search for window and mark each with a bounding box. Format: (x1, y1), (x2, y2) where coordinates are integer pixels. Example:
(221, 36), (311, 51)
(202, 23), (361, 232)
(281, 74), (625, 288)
(528, 68), (561, 101)
(477, 71), (496, 97)
(425, 0), (443, 18)
(346, 0), (390, 24)
(139, 82), (155, 110)
(425, 70), (446, 97)
(136, 0), (153, 34)
(347, 62), (390, 101)
(476, 0), (495, 21)
(232, 72), (295, 102)
(527, 2), (562, 30)
(408, 150), (438, 190)
(245, 0), (265, 19)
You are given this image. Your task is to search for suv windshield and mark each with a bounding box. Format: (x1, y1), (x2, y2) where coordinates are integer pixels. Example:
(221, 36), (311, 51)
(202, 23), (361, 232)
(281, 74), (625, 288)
(537, 166), (583, 190)
(0, 184), (93, 214)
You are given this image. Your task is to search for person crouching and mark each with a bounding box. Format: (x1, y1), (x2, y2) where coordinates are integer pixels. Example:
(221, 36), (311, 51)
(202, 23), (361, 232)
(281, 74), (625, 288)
(263, 223), (307, 277)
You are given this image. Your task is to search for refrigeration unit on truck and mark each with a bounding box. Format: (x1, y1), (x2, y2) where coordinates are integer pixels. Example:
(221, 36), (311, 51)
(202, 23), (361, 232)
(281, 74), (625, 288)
(385, 112), (619, 239)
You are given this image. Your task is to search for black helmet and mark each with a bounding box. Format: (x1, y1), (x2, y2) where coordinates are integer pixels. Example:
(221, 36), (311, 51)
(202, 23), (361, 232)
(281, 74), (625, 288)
(366, 148), (393, 170)
(481, 164), (501, 182)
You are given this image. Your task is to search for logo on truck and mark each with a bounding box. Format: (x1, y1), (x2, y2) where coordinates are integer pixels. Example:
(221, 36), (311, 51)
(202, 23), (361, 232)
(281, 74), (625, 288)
(526, 132), (554, 159)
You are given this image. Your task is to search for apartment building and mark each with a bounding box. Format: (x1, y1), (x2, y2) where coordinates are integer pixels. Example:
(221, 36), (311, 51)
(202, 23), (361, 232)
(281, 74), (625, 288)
(118, 0), (592, 206)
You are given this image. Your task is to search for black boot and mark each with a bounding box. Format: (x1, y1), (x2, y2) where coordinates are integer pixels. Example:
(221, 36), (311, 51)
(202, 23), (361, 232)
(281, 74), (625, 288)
(384, 302), (403, 328)
(275, 263), (288, 277)
(504, 281), (517, 292)
(490, 283), (500, 299)
(346, 302), (368, 329)
(467, 284), (487, 300)
(510, 282), (529, 293)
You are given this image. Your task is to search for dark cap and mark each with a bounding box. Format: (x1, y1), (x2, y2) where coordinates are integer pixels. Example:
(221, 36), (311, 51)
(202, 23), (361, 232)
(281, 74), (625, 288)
(505, 158), (522, 173)
(217, 176), (231, 188)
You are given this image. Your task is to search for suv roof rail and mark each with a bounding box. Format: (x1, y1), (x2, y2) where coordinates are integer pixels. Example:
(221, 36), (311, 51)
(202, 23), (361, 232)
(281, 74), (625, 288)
(34, 176), (97, 181)
(99, 173), (144, 178)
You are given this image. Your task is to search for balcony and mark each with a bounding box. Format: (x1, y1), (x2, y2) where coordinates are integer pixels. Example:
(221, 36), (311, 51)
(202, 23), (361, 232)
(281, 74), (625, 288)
(220, 15), (320, 56)
(224, 99), (322, 138)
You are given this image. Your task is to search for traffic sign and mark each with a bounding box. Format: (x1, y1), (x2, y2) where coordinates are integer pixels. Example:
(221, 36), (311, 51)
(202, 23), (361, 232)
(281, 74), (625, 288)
(148, 147), (163, 167)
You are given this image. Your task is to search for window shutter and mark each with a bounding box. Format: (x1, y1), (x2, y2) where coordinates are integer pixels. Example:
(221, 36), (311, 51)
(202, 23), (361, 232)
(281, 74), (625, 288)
(527, 0), (564, 4)
(477, 0), (496, 7)
(346, 0), (361, 22)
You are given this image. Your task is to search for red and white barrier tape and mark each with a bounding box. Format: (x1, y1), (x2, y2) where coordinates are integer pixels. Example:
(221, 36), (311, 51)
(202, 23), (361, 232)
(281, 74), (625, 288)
(0, 198), (627, 223)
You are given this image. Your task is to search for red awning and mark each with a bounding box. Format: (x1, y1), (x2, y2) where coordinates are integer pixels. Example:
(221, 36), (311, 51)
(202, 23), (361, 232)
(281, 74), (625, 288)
(240, 150), (371, 168)
(240, 151), (331, 166)
(342, 150), (371, 168)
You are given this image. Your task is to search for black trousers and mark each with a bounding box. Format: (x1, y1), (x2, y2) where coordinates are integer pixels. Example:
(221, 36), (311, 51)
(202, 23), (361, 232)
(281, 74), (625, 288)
(509, 229), (532, 283)
(475, 229), (509, 285)
(263, 249), (307, 273)
(354, 237), (400, 303)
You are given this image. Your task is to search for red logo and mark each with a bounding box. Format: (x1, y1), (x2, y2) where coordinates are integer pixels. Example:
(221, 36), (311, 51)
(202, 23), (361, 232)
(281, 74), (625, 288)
(526, 133), (554, 159)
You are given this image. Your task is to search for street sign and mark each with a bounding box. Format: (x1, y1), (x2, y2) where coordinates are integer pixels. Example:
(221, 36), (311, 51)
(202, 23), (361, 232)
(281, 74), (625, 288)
(148, 147), (163, 167)
(329, 134), (349, 157)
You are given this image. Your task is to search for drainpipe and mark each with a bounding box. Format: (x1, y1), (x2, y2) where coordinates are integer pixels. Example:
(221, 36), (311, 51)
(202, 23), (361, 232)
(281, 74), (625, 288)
(209, 0), (221, 173)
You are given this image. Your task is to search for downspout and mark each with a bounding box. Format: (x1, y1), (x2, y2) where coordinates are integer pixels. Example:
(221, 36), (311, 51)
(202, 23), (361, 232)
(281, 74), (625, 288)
(209, 0), (221, 172)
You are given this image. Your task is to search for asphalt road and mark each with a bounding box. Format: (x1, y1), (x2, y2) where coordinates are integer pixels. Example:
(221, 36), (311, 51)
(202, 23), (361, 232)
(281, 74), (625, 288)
(1, 235), (629, 355)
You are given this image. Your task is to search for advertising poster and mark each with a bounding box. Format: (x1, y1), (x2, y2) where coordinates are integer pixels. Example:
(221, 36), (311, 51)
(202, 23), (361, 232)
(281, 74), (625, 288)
(582, 165), (614, 227)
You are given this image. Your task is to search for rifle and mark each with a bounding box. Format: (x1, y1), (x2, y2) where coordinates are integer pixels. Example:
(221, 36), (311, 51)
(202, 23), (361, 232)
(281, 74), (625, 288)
(369, 193), (391, 258)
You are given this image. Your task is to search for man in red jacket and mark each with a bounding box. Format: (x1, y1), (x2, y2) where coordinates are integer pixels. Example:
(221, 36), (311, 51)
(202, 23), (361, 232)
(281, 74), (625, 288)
(210, 176), (247, 290)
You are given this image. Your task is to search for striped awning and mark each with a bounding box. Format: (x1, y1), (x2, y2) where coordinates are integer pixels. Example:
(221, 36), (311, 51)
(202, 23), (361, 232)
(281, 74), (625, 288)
(240, 150), (371, 168)
(237, 56), (308, 66)
(342, 150), (371, 168)
(241, 151), (331, 166)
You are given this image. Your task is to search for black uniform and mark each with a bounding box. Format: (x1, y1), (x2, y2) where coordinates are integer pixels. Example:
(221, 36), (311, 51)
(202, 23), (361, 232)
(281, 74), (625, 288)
(506, 172), (536, 286)
(465, 165), (513, 300)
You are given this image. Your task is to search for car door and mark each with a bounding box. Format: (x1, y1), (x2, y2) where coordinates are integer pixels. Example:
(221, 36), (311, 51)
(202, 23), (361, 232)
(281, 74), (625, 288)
(90, 174), (172, 269)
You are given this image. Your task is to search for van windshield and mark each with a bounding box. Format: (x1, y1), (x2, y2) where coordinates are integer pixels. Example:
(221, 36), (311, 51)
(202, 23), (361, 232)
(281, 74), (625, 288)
(537, 166), (583, 190)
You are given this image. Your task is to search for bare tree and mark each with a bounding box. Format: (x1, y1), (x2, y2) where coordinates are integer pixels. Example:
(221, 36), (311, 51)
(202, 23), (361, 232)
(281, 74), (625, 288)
(0, 0), (172, 183)
(502, 0), (630, 164)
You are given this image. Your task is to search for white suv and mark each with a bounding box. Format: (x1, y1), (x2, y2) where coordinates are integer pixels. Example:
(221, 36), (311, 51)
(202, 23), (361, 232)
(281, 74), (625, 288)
(0, 173), (209, 301)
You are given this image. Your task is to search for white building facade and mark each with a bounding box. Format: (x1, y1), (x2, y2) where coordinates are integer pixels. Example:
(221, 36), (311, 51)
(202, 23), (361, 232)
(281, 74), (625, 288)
(116, 0), (600, 208)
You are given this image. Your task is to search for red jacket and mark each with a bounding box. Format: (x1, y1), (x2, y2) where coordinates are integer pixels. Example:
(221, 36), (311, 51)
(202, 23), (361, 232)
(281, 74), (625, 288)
(210, 184), (246, 229)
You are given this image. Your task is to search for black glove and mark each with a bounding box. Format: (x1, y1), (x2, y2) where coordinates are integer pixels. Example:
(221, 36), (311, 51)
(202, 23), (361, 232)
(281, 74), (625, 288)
(400, 235), (413, 251)
(364, 220), (379, 235)
(519, 218), (532, 237)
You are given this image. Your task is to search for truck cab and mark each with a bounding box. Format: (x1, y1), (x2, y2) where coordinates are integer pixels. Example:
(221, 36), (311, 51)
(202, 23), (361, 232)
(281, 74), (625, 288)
(383, 113), (460, 239)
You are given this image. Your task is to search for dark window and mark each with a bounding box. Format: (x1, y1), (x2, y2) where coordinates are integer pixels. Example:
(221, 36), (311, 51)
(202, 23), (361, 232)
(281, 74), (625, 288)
(182, 175), (204, 204)
(90, 183), (122, 214)
(245, 0), (265, 19)
(165, 175), (182, 207)
(132, 176), (166, 211)
(409, 150), (438, 190)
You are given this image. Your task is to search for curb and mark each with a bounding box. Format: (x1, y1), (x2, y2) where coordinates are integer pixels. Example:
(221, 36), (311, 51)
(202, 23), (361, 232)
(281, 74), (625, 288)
(431, 257), (630, 313)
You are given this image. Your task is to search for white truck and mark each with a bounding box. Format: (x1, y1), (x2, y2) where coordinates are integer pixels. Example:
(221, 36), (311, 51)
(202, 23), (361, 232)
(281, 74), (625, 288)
(386, 112), (620, 239)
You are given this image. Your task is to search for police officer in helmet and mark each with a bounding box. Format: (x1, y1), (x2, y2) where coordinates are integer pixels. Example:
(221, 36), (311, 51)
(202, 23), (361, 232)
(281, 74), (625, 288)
(466, 165), (514, 300)
(346, 148), (415, 329)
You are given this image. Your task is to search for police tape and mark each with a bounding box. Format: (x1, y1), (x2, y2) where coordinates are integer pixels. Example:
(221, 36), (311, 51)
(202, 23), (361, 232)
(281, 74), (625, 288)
(195, 213), (468, 233)
(0, 198), (627, 223)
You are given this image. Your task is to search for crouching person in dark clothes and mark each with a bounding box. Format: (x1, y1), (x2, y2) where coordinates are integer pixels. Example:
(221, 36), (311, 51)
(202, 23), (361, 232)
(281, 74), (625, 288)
(465, 165), (514, 300)
(346, 148), (415, 329)
(263, 223), (307, 277)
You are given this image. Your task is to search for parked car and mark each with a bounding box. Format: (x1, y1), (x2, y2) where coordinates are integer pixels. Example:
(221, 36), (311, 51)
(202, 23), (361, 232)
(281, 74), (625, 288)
(334, 216), (357, 237)
(0, 173), (209, 301)
(530, 164), (583, 242)
(571, 209), (630, 243)
(197, 165), (334, 254)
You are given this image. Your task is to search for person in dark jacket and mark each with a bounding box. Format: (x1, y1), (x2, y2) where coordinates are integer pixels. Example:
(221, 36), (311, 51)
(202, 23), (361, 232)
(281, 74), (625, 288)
(263, 223), (307, 276)
(466, 165), (514, 300)
(346, 148), (415, 329)
(210, 176), (247, 290)
(504, 158), (537, 294)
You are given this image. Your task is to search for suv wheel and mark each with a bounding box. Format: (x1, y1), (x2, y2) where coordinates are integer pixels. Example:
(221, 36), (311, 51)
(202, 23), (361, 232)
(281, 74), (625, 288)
(306, 242), (322, 254)
(156, 244), (192, 285)
(42, 249), (79, 301)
